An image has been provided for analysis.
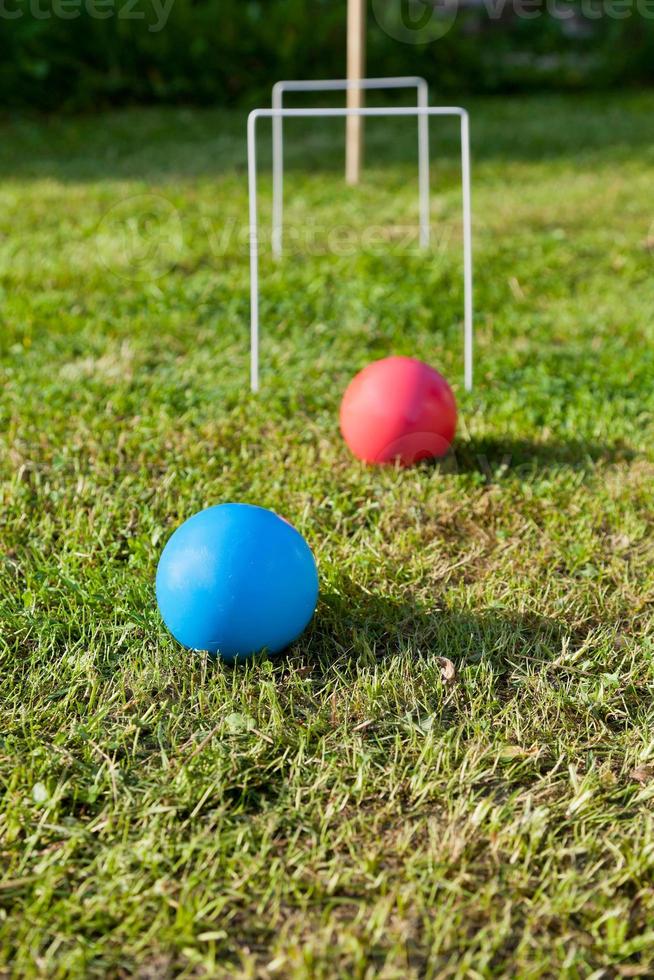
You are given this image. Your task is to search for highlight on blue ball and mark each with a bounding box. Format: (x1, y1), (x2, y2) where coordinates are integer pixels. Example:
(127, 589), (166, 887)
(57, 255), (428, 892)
(155, 503), (319, 662)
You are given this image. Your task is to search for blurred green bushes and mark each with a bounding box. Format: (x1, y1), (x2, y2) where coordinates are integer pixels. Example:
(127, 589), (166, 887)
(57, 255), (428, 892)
(0, 0), (652, 112)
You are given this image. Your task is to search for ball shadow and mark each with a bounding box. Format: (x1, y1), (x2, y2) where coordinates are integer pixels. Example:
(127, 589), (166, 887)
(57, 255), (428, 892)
(298, 574), (572, 673)
(424, 434), (636, 480)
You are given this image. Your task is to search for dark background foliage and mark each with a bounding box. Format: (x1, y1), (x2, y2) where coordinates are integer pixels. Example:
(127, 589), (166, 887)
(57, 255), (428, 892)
(0, 0), (653, 112)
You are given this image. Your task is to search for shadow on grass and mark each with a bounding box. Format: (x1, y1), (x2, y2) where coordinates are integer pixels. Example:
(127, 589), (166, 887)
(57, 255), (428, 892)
(436, 435), (636, 480)
(300, 576), (571, 671)
(1, 92), (652, 184)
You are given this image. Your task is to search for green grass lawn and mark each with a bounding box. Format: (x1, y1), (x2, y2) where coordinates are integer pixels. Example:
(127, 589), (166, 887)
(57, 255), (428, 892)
(1, 92), (654, 978)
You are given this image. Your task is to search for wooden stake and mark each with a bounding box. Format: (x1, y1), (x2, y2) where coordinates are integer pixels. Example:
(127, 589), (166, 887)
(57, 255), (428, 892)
(346, 0), (366, 185)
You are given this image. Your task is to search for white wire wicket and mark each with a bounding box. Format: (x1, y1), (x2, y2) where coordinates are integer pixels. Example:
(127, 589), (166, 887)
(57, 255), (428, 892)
(248, 106), (474, 395)
(271, 76), (431, 259)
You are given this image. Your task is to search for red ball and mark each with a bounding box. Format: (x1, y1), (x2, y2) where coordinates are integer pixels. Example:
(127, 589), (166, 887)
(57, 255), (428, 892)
(339, 356), (457, 466)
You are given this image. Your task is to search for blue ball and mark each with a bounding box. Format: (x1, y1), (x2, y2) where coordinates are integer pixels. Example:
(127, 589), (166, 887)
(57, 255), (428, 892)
(156, 503), (319, 662)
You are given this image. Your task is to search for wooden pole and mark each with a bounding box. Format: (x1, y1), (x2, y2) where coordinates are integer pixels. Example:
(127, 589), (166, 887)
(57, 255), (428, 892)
(346, 0), (366, 185)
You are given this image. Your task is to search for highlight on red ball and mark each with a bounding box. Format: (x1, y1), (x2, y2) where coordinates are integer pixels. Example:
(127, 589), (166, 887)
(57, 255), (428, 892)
(339, 355), (457, 467)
